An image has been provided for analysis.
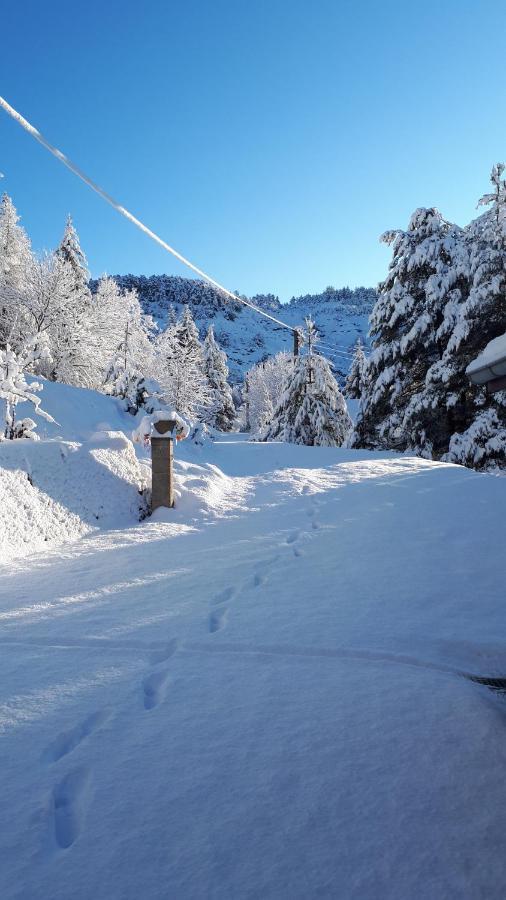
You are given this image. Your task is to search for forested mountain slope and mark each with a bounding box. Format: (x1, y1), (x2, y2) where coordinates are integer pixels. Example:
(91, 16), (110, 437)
(101, 277), (375, 381)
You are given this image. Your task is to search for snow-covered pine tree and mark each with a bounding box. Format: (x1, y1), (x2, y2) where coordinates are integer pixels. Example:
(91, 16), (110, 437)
(0, 193), (33, 350)
(51, 216), (96, 386)
(202, 325), (235, 430)
(344, 339), (366, 399)
(155, 309), (210, 419)
(0, 339), (54, 439)
(263, 320), (351, 446)
(352, 208), (468, 453)
(441, 164), (506, 469)
(174, 305), (201, 351)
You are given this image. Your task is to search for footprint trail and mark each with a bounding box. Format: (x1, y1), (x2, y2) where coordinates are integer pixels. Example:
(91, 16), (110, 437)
(209, 606), (228, 634)
(143, 669), (171, 710)
(52, 768), (90, 850)
(42, 709), (111, 765)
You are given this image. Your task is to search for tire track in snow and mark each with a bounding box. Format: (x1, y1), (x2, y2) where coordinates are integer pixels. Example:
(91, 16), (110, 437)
(182, 639), (483, 683)
(0, 636), (175, 655)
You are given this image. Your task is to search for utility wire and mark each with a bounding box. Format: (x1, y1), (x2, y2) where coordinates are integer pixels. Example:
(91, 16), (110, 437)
(0, 95), (295, 334)
(318, 339), (371, 360)
(314, 342), (354, 359)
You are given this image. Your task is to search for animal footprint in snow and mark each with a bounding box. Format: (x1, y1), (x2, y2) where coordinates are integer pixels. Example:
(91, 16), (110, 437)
(150, 637), (179, 665)
(52, 767), (90, 850)
(252, 572), (265, 588)
(42, 709), (111, 765)
(143, 670), (171, 711)
(209, 606), (228, 633)
(286, 531), (300, 545)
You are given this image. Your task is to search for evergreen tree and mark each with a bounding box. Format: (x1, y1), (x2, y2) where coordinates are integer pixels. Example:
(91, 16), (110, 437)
(0, 193), (32, 350)
(48, 216), (99, 386)
(441, 165), (506, 468)
(263, 321), (351, 446)
(352, 208), (468, 453)
(344, 339), (366, 399)
(174, 305), (201, 352)
(56, 215), (89, 290)
(155, 311), (209, 419)
(202, 325), (235, 430)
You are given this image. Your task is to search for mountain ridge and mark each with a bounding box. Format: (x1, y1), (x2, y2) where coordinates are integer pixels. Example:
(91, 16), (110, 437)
(91, 274), (376, 383)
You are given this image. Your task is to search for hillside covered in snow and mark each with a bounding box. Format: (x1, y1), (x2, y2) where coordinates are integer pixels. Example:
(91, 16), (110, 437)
(104, 276), (375, 381)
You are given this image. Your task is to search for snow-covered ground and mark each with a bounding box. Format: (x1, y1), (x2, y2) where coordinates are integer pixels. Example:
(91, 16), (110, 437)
(1, 384), (506, 898)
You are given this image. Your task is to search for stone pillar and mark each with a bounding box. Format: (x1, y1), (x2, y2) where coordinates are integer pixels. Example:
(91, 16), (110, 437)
(150, 419), (176, 511)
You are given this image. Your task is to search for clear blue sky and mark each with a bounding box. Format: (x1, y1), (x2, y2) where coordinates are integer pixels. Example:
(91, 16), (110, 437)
(1, 0), (506, 302)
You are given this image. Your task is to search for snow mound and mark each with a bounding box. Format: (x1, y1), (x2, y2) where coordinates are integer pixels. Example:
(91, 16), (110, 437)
(17, 377), (132, 442)
(0, 434), (147, 563)
(170, 457), (252, 521)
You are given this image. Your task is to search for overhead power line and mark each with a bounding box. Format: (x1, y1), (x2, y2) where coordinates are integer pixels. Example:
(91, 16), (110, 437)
(315, 341), (354, 359)
(0, 95), (295, 334)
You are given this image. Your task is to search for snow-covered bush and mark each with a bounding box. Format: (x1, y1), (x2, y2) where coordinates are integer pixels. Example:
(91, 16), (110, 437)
(187, 422), (215, 446)
(445, 407), (506, 471)
(0, 340), (55, 440)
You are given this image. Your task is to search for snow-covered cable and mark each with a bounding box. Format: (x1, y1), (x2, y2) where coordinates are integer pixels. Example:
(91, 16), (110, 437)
(0, 95), (295, 334)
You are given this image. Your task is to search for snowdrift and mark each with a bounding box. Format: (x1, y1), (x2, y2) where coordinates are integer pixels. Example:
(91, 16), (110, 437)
(0, 432), (147, 563)
(0, 379), (247, 562)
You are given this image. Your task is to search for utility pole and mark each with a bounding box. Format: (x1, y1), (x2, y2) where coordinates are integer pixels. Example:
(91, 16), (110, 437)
(307, 318), (314, 385)
(244, 378), (250, 432)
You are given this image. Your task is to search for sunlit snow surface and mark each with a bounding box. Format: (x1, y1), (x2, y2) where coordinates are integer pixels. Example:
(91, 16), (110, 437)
(1, 385), (506, 899)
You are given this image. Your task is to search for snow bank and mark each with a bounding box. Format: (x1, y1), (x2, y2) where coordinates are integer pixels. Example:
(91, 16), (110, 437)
(0, 433), (147, 563)
(17, 377), (132, 442)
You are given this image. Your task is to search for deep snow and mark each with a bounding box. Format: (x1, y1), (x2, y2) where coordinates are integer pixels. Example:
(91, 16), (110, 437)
(1, 384), (506, 899)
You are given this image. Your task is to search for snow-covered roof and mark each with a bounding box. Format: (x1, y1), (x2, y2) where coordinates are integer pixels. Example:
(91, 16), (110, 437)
(466, 332), (506, 385)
